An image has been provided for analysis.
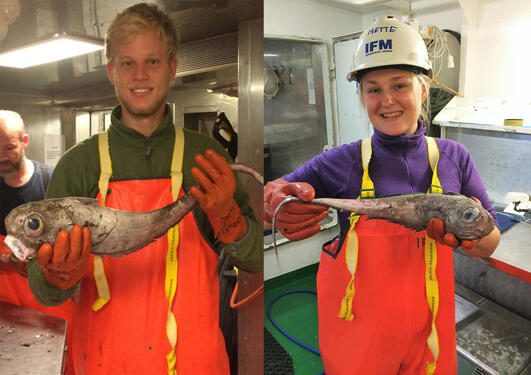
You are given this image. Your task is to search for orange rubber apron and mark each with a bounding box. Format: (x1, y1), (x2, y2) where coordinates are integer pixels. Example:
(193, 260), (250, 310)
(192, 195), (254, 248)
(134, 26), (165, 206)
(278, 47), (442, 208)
(1, 241), (76, 375)
(69, 129), (229, 375)
(317, 137), (457, 375)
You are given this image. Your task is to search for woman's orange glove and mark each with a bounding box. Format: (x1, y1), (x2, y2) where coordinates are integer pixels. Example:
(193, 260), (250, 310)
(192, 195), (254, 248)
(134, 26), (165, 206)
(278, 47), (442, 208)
(426, 197), (481, 250)
(37, 225), (91, 290)
(190, 149), (247, 243)
(264, 178), (328, 241)
(426, 218), (478, 250)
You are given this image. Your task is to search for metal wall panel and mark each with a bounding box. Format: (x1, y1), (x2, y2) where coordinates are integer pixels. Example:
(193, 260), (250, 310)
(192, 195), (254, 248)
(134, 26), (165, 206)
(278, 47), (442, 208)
(443, 126), (531, 203)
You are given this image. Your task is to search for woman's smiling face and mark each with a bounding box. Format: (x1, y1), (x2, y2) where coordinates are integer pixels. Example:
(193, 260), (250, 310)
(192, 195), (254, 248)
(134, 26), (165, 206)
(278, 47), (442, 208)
(360, 69), (428, 136)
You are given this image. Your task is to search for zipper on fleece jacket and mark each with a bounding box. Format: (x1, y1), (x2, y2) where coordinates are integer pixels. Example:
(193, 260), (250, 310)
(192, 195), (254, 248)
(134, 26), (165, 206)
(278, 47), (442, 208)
(144, 137), (152, 175)
(401, 134), (415, 193)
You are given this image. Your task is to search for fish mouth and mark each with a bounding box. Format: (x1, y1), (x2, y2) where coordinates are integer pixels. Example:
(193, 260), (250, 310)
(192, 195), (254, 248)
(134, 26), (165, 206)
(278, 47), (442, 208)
(4, 235), (34, 260)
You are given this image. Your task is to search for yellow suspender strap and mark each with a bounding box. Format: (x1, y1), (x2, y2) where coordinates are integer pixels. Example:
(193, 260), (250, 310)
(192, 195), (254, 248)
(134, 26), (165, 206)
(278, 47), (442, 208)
(426, 137), (443, 195)
(92, 132), (113, 311)
(165, 127), (184, 375)
(425, 136), (441, 374)
(359, 137), (375, 199)
(97, 131), (112, 206)
(338, 137), (374, 321)
(337, 215), (359, 321)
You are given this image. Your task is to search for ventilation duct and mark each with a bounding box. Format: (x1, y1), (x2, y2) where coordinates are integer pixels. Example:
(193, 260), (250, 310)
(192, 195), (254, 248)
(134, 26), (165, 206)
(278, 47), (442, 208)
(176, 32), (238, 77)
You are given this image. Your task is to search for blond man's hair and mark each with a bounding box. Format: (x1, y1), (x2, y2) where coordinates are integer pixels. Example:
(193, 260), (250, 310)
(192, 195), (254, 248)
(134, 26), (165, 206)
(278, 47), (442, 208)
(105, 2), (178, 64)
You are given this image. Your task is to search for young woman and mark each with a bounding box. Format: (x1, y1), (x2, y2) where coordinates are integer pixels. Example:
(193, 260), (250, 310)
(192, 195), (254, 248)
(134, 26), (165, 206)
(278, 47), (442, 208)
(264, 15), (500, 375)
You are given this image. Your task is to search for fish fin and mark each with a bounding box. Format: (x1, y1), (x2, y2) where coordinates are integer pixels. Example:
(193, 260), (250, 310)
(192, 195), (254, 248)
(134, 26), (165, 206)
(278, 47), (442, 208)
(95, 239), (158, 258)
(69, 197), (101, 205)
(444, 191), (460, 196)
(365, 215), (426, 232)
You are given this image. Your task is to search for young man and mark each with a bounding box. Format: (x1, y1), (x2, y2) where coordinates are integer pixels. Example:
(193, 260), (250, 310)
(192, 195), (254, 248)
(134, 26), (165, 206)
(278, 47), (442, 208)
(26, 3), (262, 374)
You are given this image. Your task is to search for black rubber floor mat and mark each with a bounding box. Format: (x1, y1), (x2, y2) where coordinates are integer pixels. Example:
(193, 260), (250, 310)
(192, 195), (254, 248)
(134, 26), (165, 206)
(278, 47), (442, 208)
(265, 328), (294, 375)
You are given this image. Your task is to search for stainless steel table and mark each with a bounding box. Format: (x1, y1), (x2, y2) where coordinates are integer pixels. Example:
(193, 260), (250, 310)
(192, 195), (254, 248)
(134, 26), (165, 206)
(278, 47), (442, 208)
(0, 301), (67, 375)
(455, 284), (531, 375)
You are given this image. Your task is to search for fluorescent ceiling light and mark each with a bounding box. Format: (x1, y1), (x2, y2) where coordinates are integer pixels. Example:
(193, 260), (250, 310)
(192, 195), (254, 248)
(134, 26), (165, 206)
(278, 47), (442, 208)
(0, 33), (104, 69)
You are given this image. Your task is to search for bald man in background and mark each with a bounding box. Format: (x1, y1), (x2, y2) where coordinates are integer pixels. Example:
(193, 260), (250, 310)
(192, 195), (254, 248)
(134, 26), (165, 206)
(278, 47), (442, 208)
(0, 110), (53, 274)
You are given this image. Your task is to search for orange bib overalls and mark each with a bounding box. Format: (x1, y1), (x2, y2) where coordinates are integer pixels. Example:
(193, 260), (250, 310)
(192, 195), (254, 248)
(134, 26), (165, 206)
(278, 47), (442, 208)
(317, 137), (457, 375)
(70, 129), (229, 375)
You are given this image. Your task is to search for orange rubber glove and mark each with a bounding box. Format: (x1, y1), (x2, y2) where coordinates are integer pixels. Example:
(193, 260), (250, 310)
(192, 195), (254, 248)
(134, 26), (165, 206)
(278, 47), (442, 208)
(264, 178), (328, 241)
(190, 149), (247, 243)
(37, 225), (91, 290)
(426, 197), (481, 251)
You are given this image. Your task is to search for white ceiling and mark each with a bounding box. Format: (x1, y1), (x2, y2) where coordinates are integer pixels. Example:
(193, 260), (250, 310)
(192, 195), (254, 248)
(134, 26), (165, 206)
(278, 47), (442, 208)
(311, 0), (458, 14)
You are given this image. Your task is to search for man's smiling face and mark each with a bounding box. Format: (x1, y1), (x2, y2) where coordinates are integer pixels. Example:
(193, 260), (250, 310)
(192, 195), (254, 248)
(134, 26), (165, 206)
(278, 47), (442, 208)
(107, 27), (177, 124)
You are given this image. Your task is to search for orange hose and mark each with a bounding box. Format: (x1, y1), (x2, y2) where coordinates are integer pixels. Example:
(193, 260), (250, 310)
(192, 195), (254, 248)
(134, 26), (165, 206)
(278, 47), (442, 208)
(230, 282), (264, 309)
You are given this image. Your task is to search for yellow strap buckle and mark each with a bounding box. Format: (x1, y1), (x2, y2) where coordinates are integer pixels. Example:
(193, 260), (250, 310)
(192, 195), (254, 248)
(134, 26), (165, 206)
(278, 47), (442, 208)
(92, 256), (110, 311)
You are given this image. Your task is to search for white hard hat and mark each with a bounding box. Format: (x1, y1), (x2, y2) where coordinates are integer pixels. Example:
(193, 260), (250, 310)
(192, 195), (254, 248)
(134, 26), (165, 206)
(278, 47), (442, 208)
(347, 15), (432, 82)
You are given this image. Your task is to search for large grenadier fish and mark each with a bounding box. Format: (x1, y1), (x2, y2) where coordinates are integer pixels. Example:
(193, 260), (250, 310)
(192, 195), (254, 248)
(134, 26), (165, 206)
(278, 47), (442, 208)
(272, 193), (496, 254)
(4, 164), (263, 261)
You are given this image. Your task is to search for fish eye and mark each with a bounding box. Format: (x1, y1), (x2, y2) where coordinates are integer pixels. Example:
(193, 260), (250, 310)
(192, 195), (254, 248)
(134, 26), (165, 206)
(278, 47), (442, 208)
(462, 208), (478, 222)
(23, 213), (44, 237)
(28, 218), (40, 230)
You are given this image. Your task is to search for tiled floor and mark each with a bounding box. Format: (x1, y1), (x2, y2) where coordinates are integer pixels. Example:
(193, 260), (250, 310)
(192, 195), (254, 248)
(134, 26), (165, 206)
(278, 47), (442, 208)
(265, 264), (485, 375)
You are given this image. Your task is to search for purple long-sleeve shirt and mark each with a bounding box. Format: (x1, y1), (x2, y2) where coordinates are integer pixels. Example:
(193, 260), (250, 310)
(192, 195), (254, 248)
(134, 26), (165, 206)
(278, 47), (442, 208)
(285, 123), (496, 236)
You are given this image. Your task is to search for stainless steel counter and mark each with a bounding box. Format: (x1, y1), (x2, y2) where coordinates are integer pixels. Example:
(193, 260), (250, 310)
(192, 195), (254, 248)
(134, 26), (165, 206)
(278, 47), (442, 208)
(455, 284), (531, 375)
(0, 301), (67, 375)
(490, 221), (531, 274)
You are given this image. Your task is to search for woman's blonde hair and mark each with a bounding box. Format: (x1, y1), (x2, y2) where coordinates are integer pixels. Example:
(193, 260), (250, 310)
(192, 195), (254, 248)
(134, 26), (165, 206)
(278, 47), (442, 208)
(359, 72), (432, 133)
(417, 73), (432, 130)
(105, 3), (178, 64)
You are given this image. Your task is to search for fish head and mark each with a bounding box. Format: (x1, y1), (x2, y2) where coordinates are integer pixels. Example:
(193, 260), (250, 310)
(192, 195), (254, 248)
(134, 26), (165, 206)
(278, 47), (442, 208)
(4, 199), (78, 260)
(445, 197), (495, 240)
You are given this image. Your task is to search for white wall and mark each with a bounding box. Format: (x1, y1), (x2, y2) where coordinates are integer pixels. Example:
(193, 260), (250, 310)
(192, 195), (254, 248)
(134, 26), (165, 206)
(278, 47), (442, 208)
(468, 0), (531, 99)
(75, 113), (91, 144)
(265, 0), (364, 41)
